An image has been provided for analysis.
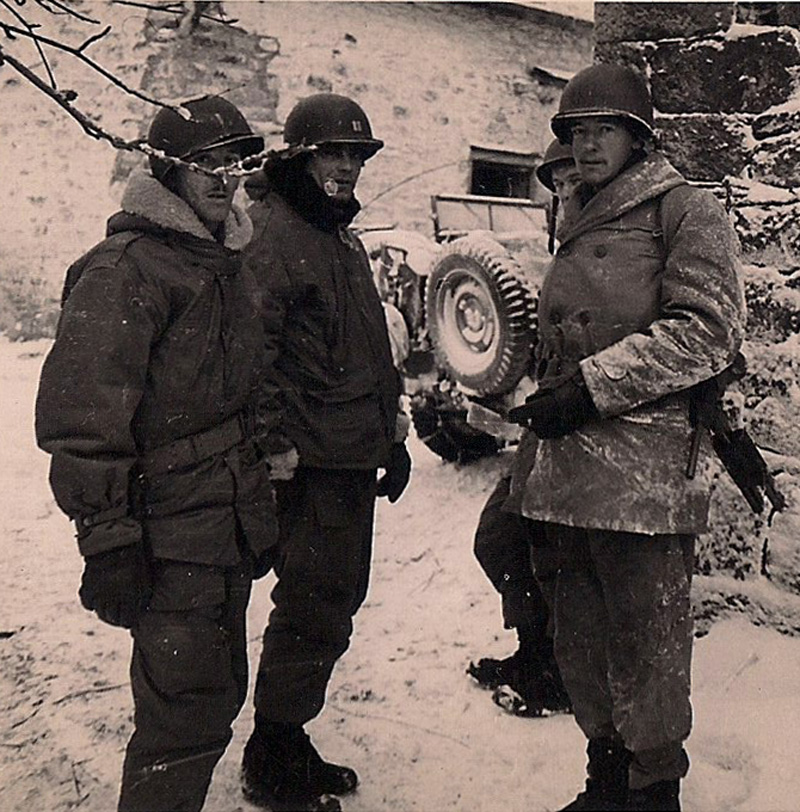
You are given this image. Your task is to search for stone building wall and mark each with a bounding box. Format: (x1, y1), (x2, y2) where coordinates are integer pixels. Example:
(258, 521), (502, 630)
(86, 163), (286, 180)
(595, 2), (800, 633)
(2, 1), (592, 336)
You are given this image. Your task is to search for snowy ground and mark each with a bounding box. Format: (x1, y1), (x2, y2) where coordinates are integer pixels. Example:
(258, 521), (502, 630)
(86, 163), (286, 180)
(1, 336), (799, 812)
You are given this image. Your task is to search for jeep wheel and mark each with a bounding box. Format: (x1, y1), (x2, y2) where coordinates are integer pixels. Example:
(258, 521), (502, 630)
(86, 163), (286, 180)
(426, 235), (537, 396)
(411, 397), (502, 464)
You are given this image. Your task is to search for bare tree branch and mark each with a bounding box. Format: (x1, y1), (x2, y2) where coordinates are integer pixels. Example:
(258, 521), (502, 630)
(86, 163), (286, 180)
(33, 0), (101, 24)
(1, 0), (56, 87)
(76, 23), (111, 52)
(1, 46), (283, 175)
(1, 46), (150, 149)
(1, 21), (171, 108)
(111, 0), (238, 26)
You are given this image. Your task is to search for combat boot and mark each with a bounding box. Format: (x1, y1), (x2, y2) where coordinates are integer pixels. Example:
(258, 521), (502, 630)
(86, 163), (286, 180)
(241, 717), (356, 811)
(626, 779), (681, 811)
(558, 737), (632, 811)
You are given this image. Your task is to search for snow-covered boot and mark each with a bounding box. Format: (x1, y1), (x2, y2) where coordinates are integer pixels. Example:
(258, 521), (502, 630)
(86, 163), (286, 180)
(626, 779), (681, 811)
(488, 637), (572, 717)
(467, 651), (517, 689)
(558, 737), (632, 811)
(241, 717), (356, 811)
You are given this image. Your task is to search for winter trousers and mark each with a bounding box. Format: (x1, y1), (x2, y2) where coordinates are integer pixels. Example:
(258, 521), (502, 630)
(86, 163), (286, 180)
(473, 475), (551, 634)
(530, 524), (694, 789)
(118, 557), (253, 812)
(254, 466), (376, 725)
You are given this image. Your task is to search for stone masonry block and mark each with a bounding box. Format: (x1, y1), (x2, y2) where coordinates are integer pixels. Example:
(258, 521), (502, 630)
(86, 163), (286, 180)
(734, 205), (800, 270)
(650, 31), (800, 115)
(595, 2), (733, 43)
(777, 2), (800, 27)
(753, 135), (800, 187)
(593, 41), (651, 74)
(753, 109), (800, 140)
(656, 114), (751, 181)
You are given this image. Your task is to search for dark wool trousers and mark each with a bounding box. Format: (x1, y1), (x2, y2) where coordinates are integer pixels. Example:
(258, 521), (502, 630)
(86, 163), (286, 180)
(254, 467), (376, 725)
(530, 525), (695, 789)
(118, 558), (253, 812)
(473, 475), (551, 634)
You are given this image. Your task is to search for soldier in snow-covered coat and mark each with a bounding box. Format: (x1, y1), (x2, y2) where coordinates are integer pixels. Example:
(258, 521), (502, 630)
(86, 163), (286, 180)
(35, 97), (275, 812)
(508, 65), (745, 812)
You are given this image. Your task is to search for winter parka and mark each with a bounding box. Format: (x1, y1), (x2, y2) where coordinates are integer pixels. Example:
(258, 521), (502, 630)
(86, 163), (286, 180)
(243, 185), (400, 470)
(521, 153), (746, 534)
(35, 171), (276, 566)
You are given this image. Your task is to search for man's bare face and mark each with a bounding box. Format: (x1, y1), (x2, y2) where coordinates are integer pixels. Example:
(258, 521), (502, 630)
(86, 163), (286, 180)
(174, 146), (241, 229)
(306, 144), (365, 202)
(550, 162), (582, 208)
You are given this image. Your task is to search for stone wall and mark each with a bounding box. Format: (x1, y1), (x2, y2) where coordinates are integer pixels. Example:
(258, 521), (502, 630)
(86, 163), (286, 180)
(595, 2), (800, 632)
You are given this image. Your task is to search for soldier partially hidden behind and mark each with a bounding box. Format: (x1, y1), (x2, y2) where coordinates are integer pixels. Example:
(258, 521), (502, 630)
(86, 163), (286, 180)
(240, 93), (411, 812)
(35, 97), (276, 812)
(468, 140), (581, 719)
(508, 64), (745, 811)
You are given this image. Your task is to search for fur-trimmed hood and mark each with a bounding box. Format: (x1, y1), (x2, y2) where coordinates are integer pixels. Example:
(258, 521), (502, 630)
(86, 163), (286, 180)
(117, 170), (253, 250)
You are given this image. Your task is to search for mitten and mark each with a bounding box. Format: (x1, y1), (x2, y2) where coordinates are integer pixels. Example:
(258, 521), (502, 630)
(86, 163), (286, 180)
(79, 544), (153, 628)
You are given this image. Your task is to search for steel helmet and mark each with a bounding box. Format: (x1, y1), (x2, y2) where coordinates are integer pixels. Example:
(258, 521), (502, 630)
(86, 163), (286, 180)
(535, 139), (575, 193)
(551, 64), (654, 144)
(147, 96), (264, 181)
(283, 93), (384, 160)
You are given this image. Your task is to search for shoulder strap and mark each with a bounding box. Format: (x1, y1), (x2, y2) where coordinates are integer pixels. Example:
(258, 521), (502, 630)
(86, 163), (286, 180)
(61, 231), (144, 305)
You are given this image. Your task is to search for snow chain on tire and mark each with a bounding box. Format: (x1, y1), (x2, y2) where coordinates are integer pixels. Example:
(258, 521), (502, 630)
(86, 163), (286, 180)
(426, 234), (537, 396)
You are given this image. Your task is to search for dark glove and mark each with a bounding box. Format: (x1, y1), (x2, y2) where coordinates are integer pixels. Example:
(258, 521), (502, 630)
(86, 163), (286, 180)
(79, 544), (153, 629)
(507, 374), (598, 439)
(376, 442), (412, 503)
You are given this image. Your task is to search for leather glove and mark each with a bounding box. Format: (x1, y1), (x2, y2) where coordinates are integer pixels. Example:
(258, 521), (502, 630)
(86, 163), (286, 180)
(507, 374), (598, 439)
(79, 544), (153, 629)
(268, 446), (299, 481)
(376, 442), (412, 503)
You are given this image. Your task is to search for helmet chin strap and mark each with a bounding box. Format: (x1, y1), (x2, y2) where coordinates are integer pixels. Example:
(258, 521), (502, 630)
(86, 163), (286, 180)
(323, 178), (339, 197)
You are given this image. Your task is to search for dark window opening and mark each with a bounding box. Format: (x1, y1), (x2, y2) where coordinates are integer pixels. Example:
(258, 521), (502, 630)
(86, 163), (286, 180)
(471, 161), (533, 198)
(468, 146), (539, 200)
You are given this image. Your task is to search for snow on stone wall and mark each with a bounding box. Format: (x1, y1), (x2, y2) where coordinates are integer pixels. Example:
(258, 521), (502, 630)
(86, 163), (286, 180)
(595, 1), (800, 632)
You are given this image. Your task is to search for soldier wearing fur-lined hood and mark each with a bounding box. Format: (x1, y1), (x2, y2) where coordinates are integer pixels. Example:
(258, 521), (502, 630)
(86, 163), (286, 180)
(35, 96), (276, 812)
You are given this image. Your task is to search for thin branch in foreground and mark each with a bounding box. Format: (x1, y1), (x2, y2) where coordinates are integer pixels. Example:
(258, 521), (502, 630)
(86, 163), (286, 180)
(1, 0), (56, 87)
(2, 46), (283, 174)
(33, 0), (101, 24)
(2, 21), (171, 108)
(111, 0), (238, 26)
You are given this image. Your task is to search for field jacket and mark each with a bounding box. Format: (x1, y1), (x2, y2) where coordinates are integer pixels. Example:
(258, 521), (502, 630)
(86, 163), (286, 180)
(243, 186), (400, 470)
(521, 153), (746, 534)
(36, 171), (276, 565)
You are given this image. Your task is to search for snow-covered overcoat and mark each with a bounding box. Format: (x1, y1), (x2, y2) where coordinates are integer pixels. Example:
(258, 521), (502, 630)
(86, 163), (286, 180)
(35, 171), (276, 566)
(521, 153), (746, 535)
